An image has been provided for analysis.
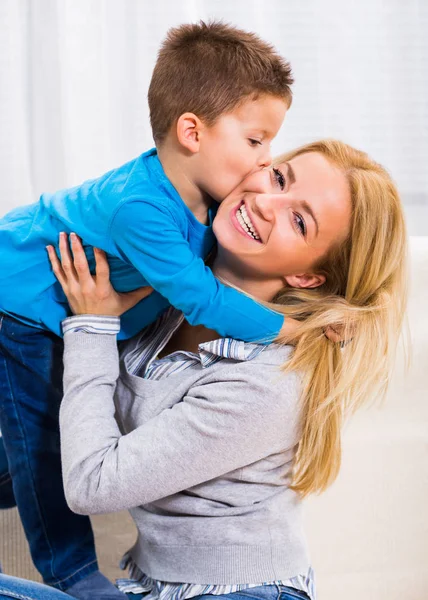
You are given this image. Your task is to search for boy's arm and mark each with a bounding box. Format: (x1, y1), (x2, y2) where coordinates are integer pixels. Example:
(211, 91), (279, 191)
(109, 199), (284, 342)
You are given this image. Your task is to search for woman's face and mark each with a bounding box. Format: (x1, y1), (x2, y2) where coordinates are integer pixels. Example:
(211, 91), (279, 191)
(212, 151), (352, 288)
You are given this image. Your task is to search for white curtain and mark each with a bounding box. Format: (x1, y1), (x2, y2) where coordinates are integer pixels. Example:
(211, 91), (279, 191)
(1, 0), (427, 233)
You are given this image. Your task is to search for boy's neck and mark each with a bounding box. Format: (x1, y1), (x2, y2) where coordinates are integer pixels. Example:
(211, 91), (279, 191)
(157, 141), (212, 225)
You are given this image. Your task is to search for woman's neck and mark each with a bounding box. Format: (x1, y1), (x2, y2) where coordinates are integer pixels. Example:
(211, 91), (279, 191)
(213, 240), (289, 305)
(157, 319), (219, 358)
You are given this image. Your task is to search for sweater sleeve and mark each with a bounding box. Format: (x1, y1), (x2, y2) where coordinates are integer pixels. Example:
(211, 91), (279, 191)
(60, 330), (300, 515)
(109, 199), (283, 343)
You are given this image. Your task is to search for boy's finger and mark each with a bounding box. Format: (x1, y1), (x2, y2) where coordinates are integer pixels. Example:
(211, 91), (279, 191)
(70, 233), (92, 283)
(46, 245), (68, 290)
(58, 233), (77, 280)
(324, 323), (355, 343)
(94, 248), (110, 282)
(324, 325), (344, 343)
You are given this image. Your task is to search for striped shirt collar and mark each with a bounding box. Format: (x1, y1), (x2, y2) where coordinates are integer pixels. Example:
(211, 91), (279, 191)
(166, 307), (266, 366)
(124, 306), (267, 378)
(199, 335), (265, 365)
(62, 308), (268, 380)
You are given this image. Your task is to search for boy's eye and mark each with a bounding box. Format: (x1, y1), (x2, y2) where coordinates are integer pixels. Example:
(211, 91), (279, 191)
(273, 167), (286, 190)
(249, 139), (262, 146)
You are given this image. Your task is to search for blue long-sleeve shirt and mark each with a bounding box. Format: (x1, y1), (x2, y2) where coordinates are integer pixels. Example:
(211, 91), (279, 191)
(0, 148), (283, 341)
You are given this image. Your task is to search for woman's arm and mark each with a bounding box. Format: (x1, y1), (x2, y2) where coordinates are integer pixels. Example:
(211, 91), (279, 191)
(48, 235), (300, 514)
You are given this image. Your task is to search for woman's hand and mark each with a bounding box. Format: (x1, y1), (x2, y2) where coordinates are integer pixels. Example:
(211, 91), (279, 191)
(46, 232), (153, 316)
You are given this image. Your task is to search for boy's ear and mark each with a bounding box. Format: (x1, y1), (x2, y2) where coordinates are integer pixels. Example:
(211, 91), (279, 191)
(284, 273), (326, 289)
(176, 113), (203, 153)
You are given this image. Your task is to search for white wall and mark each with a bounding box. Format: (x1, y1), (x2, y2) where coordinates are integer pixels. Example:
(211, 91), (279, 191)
(1, 0), (427, 231)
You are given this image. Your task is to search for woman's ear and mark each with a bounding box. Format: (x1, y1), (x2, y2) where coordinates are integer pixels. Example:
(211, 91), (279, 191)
(284, 273), (326, 289)
(176, 113), (203, 153)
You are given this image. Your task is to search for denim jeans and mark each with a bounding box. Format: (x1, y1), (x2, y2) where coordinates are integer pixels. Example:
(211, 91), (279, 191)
(0, 576), (310, 600)
(0, 436), (15, 509)
(0, 314), (98, 590)
(192, 585), (310, 600)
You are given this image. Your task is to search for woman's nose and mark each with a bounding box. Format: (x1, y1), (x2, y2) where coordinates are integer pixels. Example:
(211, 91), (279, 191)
(253, 192), (286, 220)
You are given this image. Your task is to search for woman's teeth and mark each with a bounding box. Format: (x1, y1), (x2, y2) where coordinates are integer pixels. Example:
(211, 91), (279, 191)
(237, 205), (260, 240)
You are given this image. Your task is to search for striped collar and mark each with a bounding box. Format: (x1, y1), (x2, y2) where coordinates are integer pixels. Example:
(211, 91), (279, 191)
(160, 306), (266, 365)
(125, 307), (267, 379)
(198, 336), (265, 366)
(63, 307), (268, 380)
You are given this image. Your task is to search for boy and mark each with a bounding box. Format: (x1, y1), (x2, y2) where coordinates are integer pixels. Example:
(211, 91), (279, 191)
(0, 22), (293, 599)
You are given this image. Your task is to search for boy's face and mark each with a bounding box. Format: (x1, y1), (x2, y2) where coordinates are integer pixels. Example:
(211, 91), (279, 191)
(196, 94), (288, 202)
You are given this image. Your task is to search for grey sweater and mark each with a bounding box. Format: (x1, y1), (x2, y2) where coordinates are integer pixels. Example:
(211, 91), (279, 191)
(60, 329), (310, 584)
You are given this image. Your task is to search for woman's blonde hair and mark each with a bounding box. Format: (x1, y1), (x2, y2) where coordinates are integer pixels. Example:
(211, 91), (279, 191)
(269, 139), (409, 497)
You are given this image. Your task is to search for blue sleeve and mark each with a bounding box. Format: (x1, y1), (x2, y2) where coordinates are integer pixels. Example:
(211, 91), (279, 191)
(109, 200), (283, 343)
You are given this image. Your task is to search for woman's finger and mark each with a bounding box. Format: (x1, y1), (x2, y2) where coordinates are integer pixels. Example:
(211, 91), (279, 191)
(46, 245), (68, 290)
(58, 232), (77, 280)
(127, 286), (154, 303)
(118, 286), (154, 313)
(70, 233), (92, 284)
(93, 247), (111, 284)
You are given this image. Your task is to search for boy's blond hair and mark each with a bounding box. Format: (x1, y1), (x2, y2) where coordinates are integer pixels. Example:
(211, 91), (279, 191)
(148, 21), (294, 144)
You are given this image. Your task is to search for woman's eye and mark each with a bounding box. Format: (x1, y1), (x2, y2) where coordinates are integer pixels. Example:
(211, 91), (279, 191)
(273, 167), (286, 190)
(249, 139), (262, 146)
(293, 213), (306, 237)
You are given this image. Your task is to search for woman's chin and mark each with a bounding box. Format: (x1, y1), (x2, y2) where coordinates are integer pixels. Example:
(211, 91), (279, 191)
(213, 224), (243, 258)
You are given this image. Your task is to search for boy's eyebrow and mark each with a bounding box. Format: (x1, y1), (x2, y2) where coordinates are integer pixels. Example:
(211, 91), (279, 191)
(249, 127), (278, 138)
(248, 129), (268, 137)
(286, 162), (319, 237)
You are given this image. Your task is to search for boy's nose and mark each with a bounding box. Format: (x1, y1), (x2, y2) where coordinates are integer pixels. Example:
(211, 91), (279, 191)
(258, 147), (272, 168)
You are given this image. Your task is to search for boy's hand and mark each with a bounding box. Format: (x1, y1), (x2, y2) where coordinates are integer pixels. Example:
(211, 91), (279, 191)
(46, 232), (153, 316)
(279, 317), (355, 346)
(324, 323), (354, 345)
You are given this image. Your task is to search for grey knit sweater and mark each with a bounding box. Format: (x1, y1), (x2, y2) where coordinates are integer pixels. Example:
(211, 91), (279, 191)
(60, 327), (310, 585)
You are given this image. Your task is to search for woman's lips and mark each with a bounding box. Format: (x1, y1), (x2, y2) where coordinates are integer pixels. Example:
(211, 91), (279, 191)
(230, 201), (262, 243)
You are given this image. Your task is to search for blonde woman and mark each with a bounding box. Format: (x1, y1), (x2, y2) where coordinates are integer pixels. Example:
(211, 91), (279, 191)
(0, 140), (407, 600)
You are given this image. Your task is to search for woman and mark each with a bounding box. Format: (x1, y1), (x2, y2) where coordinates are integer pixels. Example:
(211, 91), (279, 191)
(0, 140), (408, 600)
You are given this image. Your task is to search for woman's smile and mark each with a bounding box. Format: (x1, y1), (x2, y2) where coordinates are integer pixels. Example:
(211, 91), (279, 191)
(214, 152), (352, 282)
(230, 200), (262, 243)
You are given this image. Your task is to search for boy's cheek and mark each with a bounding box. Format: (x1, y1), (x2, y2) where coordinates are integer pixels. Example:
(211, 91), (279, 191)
(208, 157), (257, 203)
(210, 178), (241, 204)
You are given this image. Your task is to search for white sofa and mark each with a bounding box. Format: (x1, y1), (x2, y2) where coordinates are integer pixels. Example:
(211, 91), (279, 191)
(304, 236), (428, 599)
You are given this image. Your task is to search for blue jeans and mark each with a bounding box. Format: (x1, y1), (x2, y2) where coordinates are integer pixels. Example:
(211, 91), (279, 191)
(0, 314), (97, 590)
(0, 574), (69, 599)
(192, 586), (310, 600)
(0, 576), (310, 600)
(0, 574), (137, 599)
(0, 436), (15, 509)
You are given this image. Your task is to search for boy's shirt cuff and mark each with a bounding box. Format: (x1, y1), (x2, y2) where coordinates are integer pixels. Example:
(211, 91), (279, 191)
(62, 315), (121, 336)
